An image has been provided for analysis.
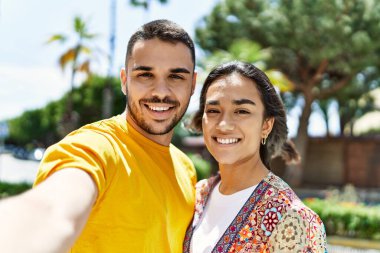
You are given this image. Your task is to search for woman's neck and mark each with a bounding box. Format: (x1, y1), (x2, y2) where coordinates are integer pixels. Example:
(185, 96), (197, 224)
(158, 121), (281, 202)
(218, 157), (269, 195)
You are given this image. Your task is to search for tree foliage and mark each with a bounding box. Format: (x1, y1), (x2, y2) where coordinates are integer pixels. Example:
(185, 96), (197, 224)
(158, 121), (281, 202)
(7, 76), (122, 147)
(200, 39), (295, 92)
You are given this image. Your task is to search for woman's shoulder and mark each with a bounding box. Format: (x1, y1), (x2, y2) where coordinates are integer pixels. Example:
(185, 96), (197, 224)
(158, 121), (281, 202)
(264, 172), (324, 225)
(264, 172), (301, 202)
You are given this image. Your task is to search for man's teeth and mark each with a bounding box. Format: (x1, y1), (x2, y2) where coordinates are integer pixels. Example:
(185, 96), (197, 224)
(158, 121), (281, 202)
(149, 106), (170, 111)
(216, 138), (239, 144)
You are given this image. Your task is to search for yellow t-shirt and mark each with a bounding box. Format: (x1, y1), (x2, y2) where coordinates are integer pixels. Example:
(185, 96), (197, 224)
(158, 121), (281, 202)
(34, 114), (196, 253)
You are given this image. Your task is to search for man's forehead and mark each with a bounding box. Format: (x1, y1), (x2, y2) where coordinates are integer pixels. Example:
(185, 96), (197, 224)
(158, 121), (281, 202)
(134, 37), (174, 46)
(131, 38), (187, 56)
(127, 39), (193, 70)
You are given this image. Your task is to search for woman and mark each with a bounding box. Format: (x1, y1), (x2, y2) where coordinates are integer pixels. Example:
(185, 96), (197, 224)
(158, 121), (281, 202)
(183, 61), (327, 253)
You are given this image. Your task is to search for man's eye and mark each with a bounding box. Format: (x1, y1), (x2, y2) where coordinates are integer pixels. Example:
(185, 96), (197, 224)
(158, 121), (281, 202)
(138, 73), (153, 78)
(169, 74), (184, 80)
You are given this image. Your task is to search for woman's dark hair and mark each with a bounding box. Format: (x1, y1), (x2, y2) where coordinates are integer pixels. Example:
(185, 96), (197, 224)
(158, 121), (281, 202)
(125, 19), (195, 69)
(190, 61), (299, 168)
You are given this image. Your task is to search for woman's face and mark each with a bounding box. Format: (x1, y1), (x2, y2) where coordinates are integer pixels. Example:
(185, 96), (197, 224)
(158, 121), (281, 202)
(202, 73), (273, 166)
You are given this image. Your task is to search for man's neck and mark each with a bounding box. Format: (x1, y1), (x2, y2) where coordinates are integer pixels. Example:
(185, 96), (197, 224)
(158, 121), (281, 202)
(124, 112), (173, 146)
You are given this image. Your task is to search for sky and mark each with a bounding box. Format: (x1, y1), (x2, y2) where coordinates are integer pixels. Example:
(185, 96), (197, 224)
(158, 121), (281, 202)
(0, 0), (341, 137)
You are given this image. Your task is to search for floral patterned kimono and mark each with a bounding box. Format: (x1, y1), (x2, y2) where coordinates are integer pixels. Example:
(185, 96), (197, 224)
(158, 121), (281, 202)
(183, 172), (327, 253)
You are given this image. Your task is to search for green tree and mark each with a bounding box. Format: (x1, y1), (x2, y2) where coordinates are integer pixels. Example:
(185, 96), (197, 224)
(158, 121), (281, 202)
(314, 99), (334, 137)
(336, 67), (379, 136)
(200, 39), (294, 92)
(47, 16), (98, 135)
(196, 0), (380, 186)
(7, 76), (122, 147)
(315, 67), (379, 137)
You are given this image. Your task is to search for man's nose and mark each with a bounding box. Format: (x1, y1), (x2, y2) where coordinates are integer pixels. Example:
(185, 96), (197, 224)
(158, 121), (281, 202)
(151, 77), (171, 99)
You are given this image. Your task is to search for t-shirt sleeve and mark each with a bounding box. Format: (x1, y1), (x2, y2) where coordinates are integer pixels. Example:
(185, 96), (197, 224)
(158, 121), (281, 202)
(34, 129), (117, 200)
(188, 159), (197, 187)
(172, 145), (197, 187)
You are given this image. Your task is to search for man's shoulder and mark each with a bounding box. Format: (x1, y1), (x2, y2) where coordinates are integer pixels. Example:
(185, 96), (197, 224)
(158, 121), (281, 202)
(64, 115), (123, 140)
(80, 115), (122, 132)
(45, 116), (124, 153)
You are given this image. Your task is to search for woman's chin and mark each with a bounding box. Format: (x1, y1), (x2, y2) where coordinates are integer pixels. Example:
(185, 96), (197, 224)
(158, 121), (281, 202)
(214, 157), (237, 166)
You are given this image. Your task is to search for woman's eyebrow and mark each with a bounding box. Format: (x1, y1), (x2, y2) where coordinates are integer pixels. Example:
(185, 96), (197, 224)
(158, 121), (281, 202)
(233, 98), (256, 106)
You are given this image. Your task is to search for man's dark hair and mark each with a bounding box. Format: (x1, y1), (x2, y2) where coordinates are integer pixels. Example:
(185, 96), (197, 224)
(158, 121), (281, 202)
(125, 19), (195, 69)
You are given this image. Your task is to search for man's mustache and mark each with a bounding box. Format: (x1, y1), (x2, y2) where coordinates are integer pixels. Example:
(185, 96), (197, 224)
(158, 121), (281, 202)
(141, 97), (179, 105)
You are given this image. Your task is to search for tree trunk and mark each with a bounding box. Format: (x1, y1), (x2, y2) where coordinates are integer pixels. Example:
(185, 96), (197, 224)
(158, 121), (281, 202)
(321, 108), (330, 137)
(102, 78), (114, 118)
(102, 0), (116, 119)
(59, 58), (79, 137)
(284, 94), (313, 187)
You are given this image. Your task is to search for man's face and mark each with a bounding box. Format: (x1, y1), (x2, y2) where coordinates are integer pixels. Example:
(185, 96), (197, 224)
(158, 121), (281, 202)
(121, 38), (196, 143)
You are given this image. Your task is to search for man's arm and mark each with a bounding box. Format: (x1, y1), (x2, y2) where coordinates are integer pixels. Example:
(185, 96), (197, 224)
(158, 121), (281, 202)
(0, 168), (98, 253)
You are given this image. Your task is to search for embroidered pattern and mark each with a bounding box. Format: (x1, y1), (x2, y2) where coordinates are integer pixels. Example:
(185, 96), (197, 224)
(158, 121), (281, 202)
(183, 172), (327, 253)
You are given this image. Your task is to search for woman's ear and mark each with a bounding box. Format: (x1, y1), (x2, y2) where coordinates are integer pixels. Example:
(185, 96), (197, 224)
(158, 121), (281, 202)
(262, 117), (275, 138)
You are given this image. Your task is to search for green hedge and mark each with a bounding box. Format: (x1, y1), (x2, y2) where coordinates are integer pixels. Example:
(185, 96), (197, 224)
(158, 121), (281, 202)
(0, 182), (32, 199)
(187, 153), (212, 181)
(304, 198), (380, 240)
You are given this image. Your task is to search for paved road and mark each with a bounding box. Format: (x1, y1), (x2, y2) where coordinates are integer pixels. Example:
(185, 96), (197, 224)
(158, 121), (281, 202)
(328, 245), (380, 253)
(0, 153), (39, 183)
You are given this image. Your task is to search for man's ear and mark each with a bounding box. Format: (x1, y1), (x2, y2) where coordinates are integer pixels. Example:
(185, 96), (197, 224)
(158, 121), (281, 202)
(191, 71), (197, 95)
(120, 68), (127, 95)
(262, 117), (275, 138)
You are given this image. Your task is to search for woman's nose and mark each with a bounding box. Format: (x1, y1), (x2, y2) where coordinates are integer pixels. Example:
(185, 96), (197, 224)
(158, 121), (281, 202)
(216, 117), (235, 131)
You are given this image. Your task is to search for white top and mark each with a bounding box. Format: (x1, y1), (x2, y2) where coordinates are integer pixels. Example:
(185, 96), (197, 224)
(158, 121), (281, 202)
(190, 181), (258, 253)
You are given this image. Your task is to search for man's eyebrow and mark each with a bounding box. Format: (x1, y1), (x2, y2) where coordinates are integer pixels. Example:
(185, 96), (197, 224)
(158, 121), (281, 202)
(131, 66), (191, 74)
(132, 65), (152, 71)
(233, 99), (256, 106)
(170, 68), (191, 74)
(205, 100), (219, 105)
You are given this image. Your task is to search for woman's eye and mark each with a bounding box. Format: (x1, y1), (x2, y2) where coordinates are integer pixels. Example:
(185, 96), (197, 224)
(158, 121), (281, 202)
(205, 109), (219, 114)
(236, 110), (250, 114)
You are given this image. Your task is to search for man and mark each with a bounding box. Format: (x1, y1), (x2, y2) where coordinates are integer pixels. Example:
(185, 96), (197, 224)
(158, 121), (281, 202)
(0, 19), (197, 253)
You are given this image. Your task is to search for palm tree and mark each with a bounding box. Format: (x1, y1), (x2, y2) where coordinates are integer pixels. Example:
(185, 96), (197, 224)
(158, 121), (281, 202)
(47, 16), (97, 135)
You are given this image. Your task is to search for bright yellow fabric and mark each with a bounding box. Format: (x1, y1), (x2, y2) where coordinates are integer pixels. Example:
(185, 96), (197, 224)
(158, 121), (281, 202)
(34, 114), (196, 253)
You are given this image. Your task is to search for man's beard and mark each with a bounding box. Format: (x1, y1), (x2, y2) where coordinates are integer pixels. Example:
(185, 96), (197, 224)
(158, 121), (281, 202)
(127, 96), (189, 135)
